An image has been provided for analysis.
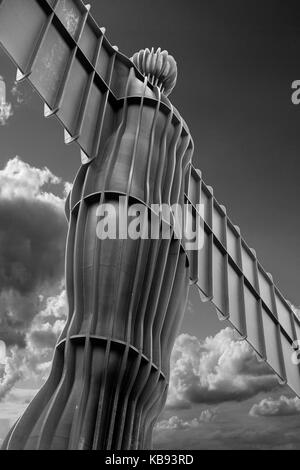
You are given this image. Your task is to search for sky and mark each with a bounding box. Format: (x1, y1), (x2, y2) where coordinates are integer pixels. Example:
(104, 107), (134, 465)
(0, 0), (300, 450)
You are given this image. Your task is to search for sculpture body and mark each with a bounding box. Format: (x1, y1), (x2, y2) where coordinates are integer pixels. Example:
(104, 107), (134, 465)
(3, 55), (193, 449)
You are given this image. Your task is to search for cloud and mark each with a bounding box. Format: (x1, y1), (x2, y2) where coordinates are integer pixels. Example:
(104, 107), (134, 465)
(0, 102), (13, 126)
(64, 181), (73, 198)
(250, 395), (300, 418)
(0, 289), (67, 399)
(0, 348), (23, 401)
(27, 289), (67, 351)
(156, 409), (217, 431)
(167, 327), (278, 408)
(153, 398), (300, 450)
(29, 324), (60, 350)
(0, 158), (70, 399)
(0, 157), (68, 350)
(0, 77), (13, 125)
(0, 156), (63, 205)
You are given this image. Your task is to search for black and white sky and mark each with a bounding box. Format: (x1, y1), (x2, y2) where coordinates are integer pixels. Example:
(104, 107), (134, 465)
(0, 0), (300, 449)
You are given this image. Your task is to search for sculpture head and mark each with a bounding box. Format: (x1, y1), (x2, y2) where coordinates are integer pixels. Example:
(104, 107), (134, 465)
(131, 47), (177, 96)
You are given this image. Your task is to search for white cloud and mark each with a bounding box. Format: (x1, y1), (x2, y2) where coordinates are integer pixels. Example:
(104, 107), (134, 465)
(0, 101), (13, 126)
(0, 348), (23, 401)
(167, 327), (278, 408)
(250, 395), (300, 418)
(38, 289), (67, 320)
(64, 181), (73, 198)
(28, 289), (67, 351)
(0, 77), (13, 125)
(0, 156), (66, 209)
(0, 289), (67, 399)
(156, 409), (217, 431)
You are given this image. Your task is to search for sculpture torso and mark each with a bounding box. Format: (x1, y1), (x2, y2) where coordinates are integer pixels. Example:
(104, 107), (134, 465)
(4, 50), (194, 450)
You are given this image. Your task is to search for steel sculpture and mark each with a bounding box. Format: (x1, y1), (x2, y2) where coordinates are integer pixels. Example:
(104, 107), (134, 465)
(0, 0), (299, 450)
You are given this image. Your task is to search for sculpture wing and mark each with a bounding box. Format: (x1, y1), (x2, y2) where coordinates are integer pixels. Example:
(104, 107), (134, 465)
(0, 0), (144, 162)
(185, 164), (300, 397)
